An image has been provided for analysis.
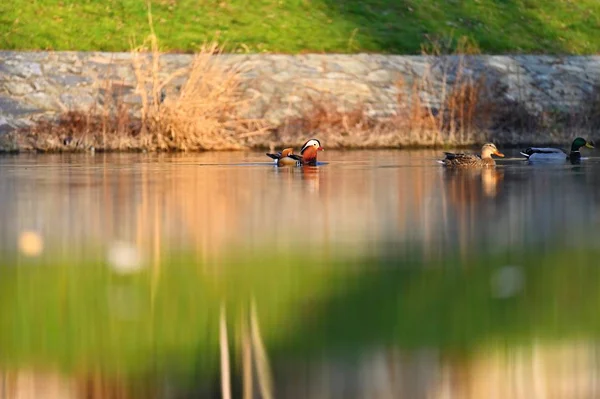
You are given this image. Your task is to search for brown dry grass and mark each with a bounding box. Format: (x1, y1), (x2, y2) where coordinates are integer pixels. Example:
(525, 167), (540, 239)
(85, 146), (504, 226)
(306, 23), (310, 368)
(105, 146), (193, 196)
(5, 30), (600, 152)
(390, 66), (492, 147)
(131, 24), (269, 151)
(269, 37), (600, 149)
(271, 39), (496, 149)
(4, 9), (268, 153)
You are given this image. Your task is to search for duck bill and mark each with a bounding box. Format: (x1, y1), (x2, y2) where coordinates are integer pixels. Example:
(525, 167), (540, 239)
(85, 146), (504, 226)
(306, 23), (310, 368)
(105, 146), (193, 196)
(494, 151), (505, 157)
(318, 147), (324, 151)
(585, 142), (595, 149)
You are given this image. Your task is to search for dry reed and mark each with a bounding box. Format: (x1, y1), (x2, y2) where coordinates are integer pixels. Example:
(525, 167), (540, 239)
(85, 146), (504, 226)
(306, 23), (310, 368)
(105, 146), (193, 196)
(273, 38), (495, 149)
(241, 310), (254, 399)
(131, 21), (268, 151)
(271, 37), (600, 149)
(6, 30), (600, 151)
(5, 7), (267, 153)
(250, 298), (274, 399)
(216, 299), (274, 399)
(220, 303), (232, 399)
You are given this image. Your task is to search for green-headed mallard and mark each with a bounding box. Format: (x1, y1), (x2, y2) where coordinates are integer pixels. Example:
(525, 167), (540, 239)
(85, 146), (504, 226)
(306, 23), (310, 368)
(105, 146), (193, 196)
(520, 137), (594, 164)
(440, 143), (504, 168)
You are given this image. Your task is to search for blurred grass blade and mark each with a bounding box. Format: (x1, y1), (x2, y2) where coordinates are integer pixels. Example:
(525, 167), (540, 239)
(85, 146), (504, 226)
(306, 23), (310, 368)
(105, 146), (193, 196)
(251, 298), (274, 399)
(241, 310), (254, 399)
(220, 303), (231, 399)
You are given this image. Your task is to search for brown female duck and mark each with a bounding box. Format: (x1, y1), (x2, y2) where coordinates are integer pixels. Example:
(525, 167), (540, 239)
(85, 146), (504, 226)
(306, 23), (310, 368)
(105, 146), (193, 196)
(441, 143), (504, 168)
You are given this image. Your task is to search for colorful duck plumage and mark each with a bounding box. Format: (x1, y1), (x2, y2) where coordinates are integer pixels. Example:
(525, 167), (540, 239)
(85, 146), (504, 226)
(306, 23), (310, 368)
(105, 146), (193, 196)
(289, 139), (324, 166)
(266, 147), (300, 166)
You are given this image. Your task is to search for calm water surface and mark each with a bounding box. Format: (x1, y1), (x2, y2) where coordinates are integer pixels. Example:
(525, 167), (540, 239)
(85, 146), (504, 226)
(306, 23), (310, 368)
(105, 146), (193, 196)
(1, 150), (600, 398)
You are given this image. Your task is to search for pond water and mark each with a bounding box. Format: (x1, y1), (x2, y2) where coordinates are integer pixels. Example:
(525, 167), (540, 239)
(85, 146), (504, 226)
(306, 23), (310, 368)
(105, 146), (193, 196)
(1, 150), (600, 398)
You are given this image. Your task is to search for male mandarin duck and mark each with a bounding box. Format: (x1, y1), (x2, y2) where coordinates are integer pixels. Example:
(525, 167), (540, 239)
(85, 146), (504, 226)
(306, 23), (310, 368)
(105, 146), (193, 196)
(266, 147), (300, 166)
(440, 143), (504, 168)
(289, 139), (324, 166)
(520, 137), (594, 164)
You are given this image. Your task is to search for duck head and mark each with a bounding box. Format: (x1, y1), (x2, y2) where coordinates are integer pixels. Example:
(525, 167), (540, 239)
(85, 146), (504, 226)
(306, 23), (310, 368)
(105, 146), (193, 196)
(300, 139), (324, 164)
(481, 143), (504, 159)
(571, 137), (594, 152)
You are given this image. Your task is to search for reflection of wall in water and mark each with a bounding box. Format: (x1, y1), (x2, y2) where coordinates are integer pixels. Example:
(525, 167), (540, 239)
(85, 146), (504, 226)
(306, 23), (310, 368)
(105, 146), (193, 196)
(275, 343), (600, 399)
(438, 166), (600, 255)
(1, 344), (599, 398)
(1, 153), (600, 260)
(0, 370), (138, 399)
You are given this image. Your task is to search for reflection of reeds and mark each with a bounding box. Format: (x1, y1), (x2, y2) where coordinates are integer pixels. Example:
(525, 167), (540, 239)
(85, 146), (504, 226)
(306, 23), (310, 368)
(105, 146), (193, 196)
(78, 371), (132, 399)
(441, 167), (503, 259)
(1, 372), (8, 398)
(0, 369), (136, 399)
(250, 298), (274, 399)
(241, 310), (254, 399)
(3, 151), (446, 260)
(434, 343), (600, 399)
(221, 298), (274, 399)
(150, 198), (161, 310)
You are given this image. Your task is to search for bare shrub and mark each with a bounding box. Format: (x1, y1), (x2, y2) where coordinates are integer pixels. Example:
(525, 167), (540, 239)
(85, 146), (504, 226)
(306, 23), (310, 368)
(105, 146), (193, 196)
(131, 24), (268, 151)
(7, 8), (268, 152)
(273, 37), (496, 148)
(392, 37), (495, 145)
(274, 97), (384, 148)
(7, 29), (600, 152)
(391, 67), (493, 146)
(6, 93), (140, 152)
(275, 36), (600, 149)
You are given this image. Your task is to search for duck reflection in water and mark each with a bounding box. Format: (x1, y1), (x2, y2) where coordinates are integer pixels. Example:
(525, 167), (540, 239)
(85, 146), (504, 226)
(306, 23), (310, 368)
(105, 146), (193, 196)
(301, 165), (321, 193)
(481, 168), (504, 198)
(270, 162), (322, 193)
(441, 168), (505, 257)
(443, 168), (504, 206)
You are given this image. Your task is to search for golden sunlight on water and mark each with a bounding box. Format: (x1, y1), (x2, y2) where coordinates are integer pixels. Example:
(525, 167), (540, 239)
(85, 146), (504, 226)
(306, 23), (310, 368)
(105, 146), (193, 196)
(2, 343), (600, 398)
(0, 150), (599, 262)
(17, 231), (43, 257)
(278, 343), (600, 399)
(2, 150), (600, 399)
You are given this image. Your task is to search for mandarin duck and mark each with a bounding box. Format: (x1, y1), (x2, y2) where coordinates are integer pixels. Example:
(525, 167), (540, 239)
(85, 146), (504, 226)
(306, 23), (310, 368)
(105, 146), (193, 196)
(266, 147), (300, 166)
(289, 139), (324, 166)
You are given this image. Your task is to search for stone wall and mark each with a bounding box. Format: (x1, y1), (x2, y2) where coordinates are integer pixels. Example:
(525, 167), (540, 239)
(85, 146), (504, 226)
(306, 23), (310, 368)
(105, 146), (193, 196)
(2, 51), (600, 133)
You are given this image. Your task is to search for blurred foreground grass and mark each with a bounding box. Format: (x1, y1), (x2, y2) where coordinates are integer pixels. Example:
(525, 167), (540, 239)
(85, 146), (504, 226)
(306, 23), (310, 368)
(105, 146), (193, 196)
(1, 248), (599, 385)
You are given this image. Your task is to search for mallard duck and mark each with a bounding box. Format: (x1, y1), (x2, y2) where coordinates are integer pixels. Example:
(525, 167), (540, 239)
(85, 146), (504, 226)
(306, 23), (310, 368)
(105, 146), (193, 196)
(440, 143), (504, 168)
(266, 147), (300, 166)
(520, 137), (594, 164)
(289, 139), (324, 166)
